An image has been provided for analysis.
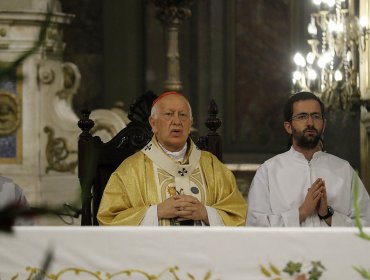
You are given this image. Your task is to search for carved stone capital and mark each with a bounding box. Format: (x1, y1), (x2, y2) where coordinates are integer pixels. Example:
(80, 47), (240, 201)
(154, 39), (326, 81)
(151, 0), (195, 25)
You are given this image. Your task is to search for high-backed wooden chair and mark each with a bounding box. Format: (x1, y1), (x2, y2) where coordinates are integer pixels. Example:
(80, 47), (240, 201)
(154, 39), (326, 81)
(77, 91), (222, 225)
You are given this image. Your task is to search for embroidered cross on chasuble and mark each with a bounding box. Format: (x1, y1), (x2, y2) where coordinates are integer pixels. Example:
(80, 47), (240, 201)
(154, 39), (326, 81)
(142, 139), (207, 226)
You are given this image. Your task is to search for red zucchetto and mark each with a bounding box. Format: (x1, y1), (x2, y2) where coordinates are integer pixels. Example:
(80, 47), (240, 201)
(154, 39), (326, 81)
(151, 91), (183, 108)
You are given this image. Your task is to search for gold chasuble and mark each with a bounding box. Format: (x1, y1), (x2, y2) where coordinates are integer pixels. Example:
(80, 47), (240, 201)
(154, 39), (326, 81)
(97, 137), (247, 226)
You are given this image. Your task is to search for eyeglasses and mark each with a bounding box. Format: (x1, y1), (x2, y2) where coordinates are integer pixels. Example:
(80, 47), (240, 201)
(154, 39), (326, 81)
(291, 112), (324, 122)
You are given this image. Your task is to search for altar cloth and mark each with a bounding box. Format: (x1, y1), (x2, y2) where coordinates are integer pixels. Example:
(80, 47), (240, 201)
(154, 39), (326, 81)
(0, 227), (369, 279)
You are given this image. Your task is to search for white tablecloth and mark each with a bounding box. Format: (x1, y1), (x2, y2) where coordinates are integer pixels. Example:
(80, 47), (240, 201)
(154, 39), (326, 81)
(1, 227), (369, 279)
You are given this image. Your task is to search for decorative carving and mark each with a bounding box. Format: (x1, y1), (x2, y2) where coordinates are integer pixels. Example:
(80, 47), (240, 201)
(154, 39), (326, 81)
(205, 99), (222, 134)
(77, 110), (95, 140)
(152, 0), (195, 24)
(0, 91), (20, 136)
(90, 123), (116, 138)
(57, 62), (81, 100)
(196, 99), (222, 161)
(44, 26), (65, 55)
(128, 90), (157, 129)
(44, 126), (77, 173)
(38, 65), (55, 84)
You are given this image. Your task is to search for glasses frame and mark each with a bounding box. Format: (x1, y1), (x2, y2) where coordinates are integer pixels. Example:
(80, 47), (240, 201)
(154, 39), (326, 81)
(290, 112), (324, 122)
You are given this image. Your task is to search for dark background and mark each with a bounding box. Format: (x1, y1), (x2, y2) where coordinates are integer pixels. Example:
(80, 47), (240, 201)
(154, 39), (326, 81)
(60, 0), (361, 171)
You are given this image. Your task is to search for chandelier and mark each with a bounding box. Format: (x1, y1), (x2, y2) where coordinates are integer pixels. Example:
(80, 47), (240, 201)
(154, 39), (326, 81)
(292, 0), (370, 111)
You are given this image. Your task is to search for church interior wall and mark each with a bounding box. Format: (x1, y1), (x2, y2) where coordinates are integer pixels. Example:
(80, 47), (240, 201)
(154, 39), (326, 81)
(0, 0), (369, 225)
(61, 0), (367, 191)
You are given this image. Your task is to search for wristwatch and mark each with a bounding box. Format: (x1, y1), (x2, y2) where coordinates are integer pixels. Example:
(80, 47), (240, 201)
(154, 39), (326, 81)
(318, 206), (334, 220)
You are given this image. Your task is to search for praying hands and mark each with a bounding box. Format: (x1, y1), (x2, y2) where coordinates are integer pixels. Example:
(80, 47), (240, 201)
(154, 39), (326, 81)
(299, 178), (331, 225)
(157, 194), (209, 225)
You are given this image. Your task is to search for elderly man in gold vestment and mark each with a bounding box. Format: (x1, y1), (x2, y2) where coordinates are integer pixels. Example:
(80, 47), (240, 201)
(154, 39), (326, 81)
(97, 92), (247, 226)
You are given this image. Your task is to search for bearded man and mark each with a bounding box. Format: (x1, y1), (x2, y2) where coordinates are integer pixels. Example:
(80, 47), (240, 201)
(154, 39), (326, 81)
(247, 91), (370, 227)
(97, 91), (246, 226)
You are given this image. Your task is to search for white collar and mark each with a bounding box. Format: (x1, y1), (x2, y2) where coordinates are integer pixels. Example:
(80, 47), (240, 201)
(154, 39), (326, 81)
(289, 146), (325, 161)
(142, 138), (201, 178)
(158, 141), (188, 162)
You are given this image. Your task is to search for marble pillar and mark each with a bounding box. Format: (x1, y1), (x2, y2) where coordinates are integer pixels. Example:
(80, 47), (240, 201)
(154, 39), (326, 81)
(0, 0), (128, 224)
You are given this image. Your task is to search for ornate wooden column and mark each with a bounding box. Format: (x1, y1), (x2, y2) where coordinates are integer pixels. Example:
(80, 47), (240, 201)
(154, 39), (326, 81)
(151, 0), (196, 92)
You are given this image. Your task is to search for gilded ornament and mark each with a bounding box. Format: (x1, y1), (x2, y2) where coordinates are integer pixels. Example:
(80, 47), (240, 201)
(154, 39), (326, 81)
(18, 265), (215, 280)
(0, 91), (20, 136)
(0, 27), (7, 37)
(44, 126), (77, 173)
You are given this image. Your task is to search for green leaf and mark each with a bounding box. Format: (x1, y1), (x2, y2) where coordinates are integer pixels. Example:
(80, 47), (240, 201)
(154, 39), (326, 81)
(283, 261), (302, 276)
(353, 266), (370, 279)
(353, 172), (370, 240)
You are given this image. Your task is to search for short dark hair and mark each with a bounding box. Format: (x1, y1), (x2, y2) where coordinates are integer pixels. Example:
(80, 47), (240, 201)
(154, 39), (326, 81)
(283, 91), (325, 122)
